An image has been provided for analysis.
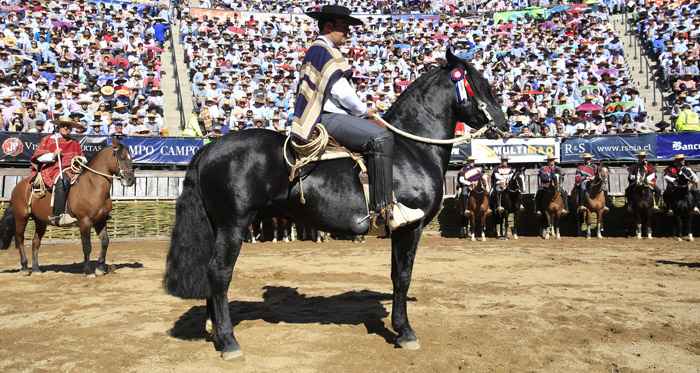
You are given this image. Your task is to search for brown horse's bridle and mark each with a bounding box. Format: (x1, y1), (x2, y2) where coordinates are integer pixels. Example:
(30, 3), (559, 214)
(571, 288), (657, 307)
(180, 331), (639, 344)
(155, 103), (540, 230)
(114, 146), (135, 181)
(76, 146), (133, 182)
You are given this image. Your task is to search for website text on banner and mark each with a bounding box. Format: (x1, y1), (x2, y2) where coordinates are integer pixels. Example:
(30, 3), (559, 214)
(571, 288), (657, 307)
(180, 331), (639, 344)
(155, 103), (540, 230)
(560, 135), (657, 163)
(656, 133), (700, 160)
(470, 138), (559, 164)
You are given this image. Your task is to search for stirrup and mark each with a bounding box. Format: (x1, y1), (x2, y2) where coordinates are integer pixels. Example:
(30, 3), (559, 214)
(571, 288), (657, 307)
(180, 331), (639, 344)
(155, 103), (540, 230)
(578, 206), (587, 213)
(48, 213), (78, 227)
(388, 202), (424, 230)
(603, 206), (610, 212)
(496, 206), (504, 213)
(535, 211), (542, 217)
(561, 209), (568, 216)
(518, 205), (524, 212)
(652, 206), (660, 213)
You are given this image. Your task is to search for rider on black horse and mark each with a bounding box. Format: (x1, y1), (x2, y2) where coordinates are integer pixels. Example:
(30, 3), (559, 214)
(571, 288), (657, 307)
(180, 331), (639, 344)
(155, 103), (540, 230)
(663, 153), (700, 216)
(291, 5), (423, 230)
(535, 154), (569, 217)
(624, 151), (661, 213)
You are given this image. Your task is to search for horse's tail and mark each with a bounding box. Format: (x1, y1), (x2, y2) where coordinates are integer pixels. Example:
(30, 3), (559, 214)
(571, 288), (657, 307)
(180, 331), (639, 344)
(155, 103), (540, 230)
(163, 150), (214, 299)
(0, 203), (15, 250)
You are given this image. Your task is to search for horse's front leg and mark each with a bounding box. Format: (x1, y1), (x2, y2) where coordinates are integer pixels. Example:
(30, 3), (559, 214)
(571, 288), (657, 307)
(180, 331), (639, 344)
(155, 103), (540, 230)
(469, 215), (476, 241)
(597, 211), (604, 239)
(645, 212), (653, 239)
(480, 215), (486, 242)
(79, 224), (95, 277)
(585, 211), (592, 239)
(30, 220), (47, 275)
(391, 222), (422, 350)
(554, 214), (561, 240)
(686, 216), (694, 242)
(635, 213), (642, 239)
(93, 220), (109, 276)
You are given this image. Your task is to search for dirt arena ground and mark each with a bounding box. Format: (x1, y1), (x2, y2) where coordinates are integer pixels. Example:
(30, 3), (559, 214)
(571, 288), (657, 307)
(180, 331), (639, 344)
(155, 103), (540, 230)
(0, 235), (699, 372)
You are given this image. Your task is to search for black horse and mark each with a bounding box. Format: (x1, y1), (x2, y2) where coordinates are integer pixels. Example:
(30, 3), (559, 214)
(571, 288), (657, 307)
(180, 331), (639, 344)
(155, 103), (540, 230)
(494, 168), (524, 240)
(163, 50), (507, 361)
(666, 166), (698, 241)
(628, 163), (655, 239)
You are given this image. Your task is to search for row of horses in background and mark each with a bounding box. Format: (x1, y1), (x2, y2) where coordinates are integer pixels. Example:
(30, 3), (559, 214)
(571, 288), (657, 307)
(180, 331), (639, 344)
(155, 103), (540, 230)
(246, 218), (366, 244)
(454, 164), (698, 241)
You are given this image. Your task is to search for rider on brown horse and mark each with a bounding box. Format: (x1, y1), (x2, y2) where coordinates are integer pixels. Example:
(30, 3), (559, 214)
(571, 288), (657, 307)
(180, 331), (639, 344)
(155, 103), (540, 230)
(624, 151), (661, 213)
(291, 5), (423, 230)
(457, 156), (481, 198)
(575, 153), (609, 213)
(535, 155), (569, 217)
(491, 155), (514, 213)
(29, 117), (85, 227)
(663, 154), (700, 216)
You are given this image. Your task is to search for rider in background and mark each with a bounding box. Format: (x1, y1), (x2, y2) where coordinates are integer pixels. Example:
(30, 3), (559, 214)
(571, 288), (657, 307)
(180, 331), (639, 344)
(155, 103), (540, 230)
(575, 153), (609, 213)
(29, 117), (85, 226)
(457, 156), (481, 198)
(663, 154), (700, 215)
(491, 155), (514, 213)
(291, 5), (423, 230)
(624, 151), (660, 213)
(535, 155), (569, 217)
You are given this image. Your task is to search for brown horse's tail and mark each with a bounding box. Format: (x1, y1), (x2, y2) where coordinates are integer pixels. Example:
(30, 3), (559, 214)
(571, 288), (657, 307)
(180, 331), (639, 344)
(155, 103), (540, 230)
(0, 203), (15, 250)
(163, 149), (214, 299)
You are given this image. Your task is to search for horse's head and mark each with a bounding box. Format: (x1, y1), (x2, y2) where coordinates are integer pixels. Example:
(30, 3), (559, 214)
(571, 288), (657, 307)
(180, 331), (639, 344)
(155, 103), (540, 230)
(596, 163), (609, 186)
(679, 166), (698, 187)
(551, 168), (562, 189)
(111, 140), (135, 187)
(509, 168), (525, 192)
(634, 163), (648, 186)
(444, 49), (508, 139)
(478, 172), (490, 193)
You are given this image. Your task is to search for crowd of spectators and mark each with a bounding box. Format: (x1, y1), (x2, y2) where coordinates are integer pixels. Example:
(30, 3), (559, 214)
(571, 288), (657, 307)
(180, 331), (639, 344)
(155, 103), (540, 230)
(180, 0), (677, 139)
(0, 0), (173, 137)
(634, 2), (700, 131)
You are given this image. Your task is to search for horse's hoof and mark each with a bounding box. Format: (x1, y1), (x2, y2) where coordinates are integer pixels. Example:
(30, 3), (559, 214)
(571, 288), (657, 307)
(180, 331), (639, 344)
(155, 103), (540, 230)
(272, 238), (277, 243)
(32, 268), (42, 275)
(544, 234), (550, 240)
(397, 339), (421, 350)
(283, 238), (290, 242)
(470, 236), (475, 241)
(636, 235), (642, 240)
(689, 236), (695, 242)
(481, 237), (486, 242)
(513, 235), (518, 240)
(647, 235), (652, 240)
(94, 267), (106, 276)
(597, 235), (603, 239)
(221, 349), (244, 362)
(86, 273), (96, 278)
(20, 269), (31, 276)
(556, 235), (561, 240)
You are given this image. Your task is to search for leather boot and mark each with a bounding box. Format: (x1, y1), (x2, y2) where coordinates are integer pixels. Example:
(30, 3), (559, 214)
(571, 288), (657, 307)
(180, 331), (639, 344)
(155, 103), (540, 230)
(48, 175), (78, 227)
(603, 190), (610, 212)
(578, 186), (587, 213)
(362, 132), (423, 230)
(496, 190), (504, 213)
(652, 188), (661, 213)
(535, 189), (542, 217)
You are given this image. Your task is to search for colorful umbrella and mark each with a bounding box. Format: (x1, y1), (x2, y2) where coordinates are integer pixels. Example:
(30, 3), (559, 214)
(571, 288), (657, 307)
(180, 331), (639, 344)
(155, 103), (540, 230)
(609, 101), (637, 107)
(93, 17), (113, 23)
(276, 65), (295, 70)
(578, 85), (602, 90)
(226, 26), (245, 34)
(393, 43), (411, 49)
(494, 31), (512, 36)
(566, 9), (584, 13)
(521, 90), (545, 95)
(553, 104), (575, 111)
(450, 23), (466, 28)
(431, 34), (450, 40)
(0, 5), (27, 10)
(106, 58), (129, 68)
(576, 103), (603, 111)
(498, 23), (516, 29)
(578, 40), (597, 44)
(606, 112), (627, 119)
(145, 46), (165, 52)
(396, 81), (413, 86)
(539, 22), (557, 28)
(352, 74), (370, 79)
(51, 20), (76, 29)
(570, 4), (588, 7)
(595, 68), (619, 75)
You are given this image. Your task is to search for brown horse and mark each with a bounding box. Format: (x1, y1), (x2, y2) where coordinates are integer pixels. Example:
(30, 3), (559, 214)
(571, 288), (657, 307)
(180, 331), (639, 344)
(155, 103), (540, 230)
(569, 164), (609, 239)
(540, 168), (564, 240)
(0, 141), (135, 276)
(464, 173), (491, 241)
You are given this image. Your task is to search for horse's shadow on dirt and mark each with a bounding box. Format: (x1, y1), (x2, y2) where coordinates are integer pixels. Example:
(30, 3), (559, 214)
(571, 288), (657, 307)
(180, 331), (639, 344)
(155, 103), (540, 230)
(0, 261), (143, 274)
(656, 260), (700, 269)
(169, 286), (416, 346)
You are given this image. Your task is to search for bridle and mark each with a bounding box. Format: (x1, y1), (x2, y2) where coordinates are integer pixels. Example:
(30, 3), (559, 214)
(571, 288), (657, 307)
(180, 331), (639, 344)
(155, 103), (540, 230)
(75, 146), (134, 181)
(471, 174), (489, 194)
(591, 167), (608, 188)
(506, 172), (523, 193)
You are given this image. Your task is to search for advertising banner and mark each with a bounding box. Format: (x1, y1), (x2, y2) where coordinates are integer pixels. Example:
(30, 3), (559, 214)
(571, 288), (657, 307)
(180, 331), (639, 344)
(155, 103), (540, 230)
(560, 135), (656, 163)
(0, 133), (109, 163)
(449, 143), (471, 165)
(118, 137), (202, 164)
(470, 137), (559, 164)
(656, 132), (700, 160)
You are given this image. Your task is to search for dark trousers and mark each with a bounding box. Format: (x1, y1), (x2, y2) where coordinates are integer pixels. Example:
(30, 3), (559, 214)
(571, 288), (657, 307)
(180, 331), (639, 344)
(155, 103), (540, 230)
(53, 172), (72, 217)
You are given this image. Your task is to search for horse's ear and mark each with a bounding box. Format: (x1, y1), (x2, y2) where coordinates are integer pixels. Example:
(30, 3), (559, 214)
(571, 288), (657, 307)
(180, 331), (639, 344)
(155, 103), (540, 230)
(445, 48), (462, 67)
(112, 140), (120, 150)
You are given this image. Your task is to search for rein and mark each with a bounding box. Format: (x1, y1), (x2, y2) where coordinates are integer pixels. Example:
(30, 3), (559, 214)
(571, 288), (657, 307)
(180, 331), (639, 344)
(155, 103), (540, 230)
(506, 175), (522, 193)
(73, 149), (133, 181)
(372, 96), (503, 145)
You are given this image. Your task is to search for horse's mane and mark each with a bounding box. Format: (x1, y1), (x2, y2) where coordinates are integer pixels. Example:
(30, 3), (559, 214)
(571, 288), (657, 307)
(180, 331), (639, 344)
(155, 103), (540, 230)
(384, 55), (490, 119)
(75, 142), (123, 182)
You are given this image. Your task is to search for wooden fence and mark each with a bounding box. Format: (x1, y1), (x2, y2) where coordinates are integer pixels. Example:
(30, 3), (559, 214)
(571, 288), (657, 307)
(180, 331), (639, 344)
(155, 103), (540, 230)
(2, 167), (697, 201)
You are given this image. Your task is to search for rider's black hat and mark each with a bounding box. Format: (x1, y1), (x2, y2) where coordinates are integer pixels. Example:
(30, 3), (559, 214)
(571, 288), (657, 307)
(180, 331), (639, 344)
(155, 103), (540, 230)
(305, 5), (363, 26)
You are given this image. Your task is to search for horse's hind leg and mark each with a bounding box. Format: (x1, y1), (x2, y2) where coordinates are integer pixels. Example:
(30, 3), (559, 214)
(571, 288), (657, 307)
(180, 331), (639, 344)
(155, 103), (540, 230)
(14, 218), (30, 276)
(30, 222), (47, 275)
(209, 224), (247, 361)
(687, 216), (694, 242)
(469, 216), (475, 241)
(480, 215), (487, 241)
(271, 217), (278, 243)
(93, 220), (110, 276)
(635, 213), (642, 239)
